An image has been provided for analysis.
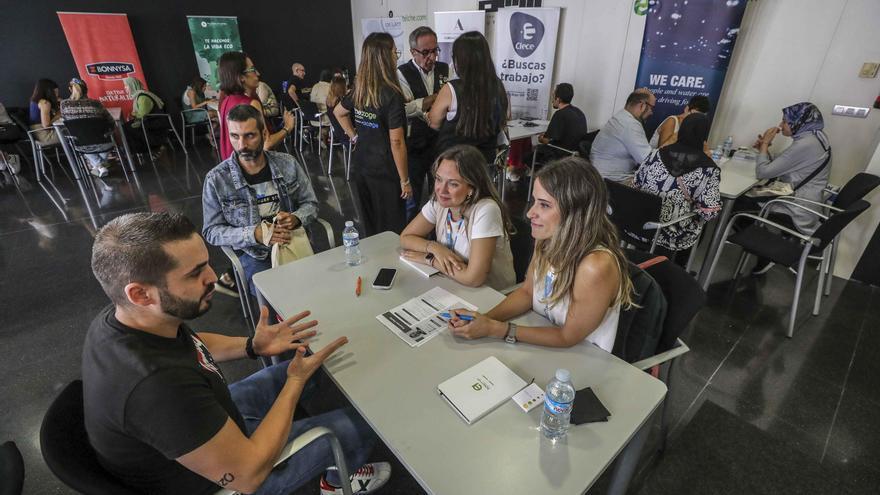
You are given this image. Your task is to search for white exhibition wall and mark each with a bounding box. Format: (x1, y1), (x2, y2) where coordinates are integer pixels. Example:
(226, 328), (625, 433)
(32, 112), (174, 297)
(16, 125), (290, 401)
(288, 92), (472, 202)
(350, 0), (880, 279)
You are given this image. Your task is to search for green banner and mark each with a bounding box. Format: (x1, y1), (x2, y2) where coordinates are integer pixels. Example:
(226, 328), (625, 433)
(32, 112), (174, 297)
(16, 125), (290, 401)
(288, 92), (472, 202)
(186, 16), (241, 91)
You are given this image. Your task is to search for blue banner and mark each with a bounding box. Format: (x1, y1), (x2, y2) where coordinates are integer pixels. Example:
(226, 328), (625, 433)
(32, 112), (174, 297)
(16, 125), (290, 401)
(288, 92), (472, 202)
(634, 0), (748, 136)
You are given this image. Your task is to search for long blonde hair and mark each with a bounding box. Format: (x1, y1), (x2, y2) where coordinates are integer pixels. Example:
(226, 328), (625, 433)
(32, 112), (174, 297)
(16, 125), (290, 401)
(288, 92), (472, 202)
(353, 32), (402, 109)
(533, 157), (634, 309)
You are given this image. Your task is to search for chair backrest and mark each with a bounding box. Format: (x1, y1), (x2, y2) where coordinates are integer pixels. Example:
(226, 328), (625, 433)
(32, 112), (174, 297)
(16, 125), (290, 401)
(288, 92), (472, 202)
(613, 262), (668, 363)
(40, 380), (141, 495)
(811, 199), (870, 249)
(578, 129), (600, 158)
(299, 100), (321, 124)
(625, 250), (706, 353)
(0, 441), (24, 495)
(605, 178), (662, 239)
(327, 106), (348, 143)
(63, 118), (115, 147)
(833, 173), (880, 209)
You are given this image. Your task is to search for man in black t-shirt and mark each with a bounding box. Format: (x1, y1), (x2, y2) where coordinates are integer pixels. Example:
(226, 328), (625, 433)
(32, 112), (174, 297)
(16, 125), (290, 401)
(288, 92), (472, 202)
(282, 63), (307, 110)
(537, 83), (588, 160)
(83, 212), (390, 495)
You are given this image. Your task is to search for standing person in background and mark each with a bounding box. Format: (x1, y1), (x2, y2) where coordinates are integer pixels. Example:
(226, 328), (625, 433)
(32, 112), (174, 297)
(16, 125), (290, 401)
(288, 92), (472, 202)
(217, 51), (294, 160)
(29, 78), (62, 145)
(283, 63), (307, 110)
(649, 95), (710, 149)
(428, 31), (508, 165)
(334, 32), (410, 236)
(61, 78), (115, 177)
(397, 26), (449, 218)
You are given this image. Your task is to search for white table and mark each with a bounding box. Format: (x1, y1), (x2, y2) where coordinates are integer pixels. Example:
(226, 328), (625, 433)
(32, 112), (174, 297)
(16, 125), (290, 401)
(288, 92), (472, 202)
(696, 156), (760, 288)
(253, 232), (667, 495)
(508, 119), (549, 142)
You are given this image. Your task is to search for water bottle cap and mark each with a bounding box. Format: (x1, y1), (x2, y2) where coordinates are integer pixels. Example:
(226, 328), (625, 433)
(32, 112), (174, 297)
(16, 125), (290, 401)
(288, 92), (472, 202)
(345, 221), (354, 227)
(555, 369), (571, 382)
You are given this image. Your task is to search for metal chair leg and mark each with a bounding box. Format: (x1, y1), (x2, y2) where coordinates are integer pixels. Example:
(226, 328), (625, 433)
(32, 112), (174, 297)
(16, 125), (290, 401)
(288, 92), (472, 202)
(733, 251), (750, 280)
(526, 148), (538, 205)
(813, 248), (828, 316)
(702, 221), (739, 291)
(789, 251), (810, 338)
(825, 239), (838, 296)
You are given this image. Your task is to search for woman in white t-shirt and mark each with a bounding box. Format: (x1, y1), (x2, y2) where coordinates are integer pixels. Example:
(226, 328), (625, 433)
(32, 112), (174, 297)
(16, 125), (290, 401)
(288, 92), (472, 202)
(400, 144), (515, 290)
(446, 157), (634, 353)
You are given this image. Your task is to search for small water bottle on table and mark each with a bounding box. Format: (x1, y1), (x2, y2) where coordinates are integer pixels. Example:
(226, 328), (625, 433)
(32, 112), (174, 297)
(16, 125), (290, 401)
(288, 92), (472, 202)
(342, 221), (362, 266)
(722, 135), (734, 158)
(540, 368), (575, 440)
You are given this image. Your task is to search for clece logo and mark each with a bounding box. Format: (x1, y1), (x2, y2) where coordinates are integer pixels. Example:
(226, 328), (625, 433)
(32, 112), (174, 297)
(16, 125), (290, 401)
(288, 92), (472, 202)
(634, 0), (649, 16)
(510, 12), (545, 58)
(471, 382), (483, 391)
(201, 21), (208, 27)
(85, 62), (136, 81)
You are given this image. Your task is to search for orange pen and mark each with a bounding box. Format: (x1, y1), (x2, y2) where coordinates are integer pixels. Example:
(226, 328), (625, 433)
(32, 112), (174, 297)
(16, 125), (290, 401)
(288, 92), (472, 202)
(355, 276), (362, 297)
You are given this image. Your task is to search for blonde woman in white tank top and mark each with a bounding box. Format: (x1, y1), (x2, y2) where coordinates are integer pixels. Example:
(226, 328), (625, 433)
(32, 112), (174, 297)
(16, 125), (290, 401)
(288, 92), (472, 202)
(447, 157), (634, 354)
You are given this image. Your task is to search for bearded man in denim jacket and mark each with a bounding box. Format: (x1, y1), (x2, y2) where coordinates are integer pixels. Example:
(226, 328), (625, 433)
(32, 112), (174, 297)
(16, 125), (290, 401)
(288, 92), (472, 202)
(203, 104), (318, 295)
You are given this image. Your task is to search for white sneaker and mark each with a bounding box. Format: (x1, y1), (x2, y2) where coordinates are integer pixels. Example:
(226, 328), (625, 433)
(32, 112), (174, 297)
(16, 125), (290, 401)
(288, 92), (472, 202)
(319, 462), (391, 494)
(505, 168), (522, 182)
(89, 165), (109, 178)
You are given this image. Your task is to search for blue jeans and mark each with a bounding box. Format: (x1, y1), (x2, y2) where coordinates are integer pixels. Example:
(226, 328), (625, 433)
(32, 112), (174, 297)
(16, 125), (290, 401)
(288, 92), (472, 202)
(238, 252), (272, 297)
(228, 360), (377, 495)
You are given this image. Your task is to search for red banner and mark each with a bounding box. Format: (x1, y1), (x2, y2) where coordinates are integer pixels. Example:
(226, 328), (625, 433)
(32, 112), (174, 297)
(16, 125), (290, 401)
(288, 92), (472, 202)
(57, 12), (146, 118)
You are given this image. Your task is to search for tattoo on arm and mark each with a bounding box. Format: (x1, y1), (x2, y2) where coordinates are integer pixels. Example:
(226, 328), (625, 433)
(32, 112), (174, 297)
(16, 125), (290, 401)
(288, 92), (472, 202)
(217, 472), (235, 487)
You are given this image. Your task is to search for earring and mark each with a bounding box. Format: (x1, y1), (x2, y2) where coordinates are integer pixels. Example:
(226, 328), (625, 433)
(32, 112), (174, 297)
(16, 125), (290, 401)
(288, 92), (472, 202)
(466, 192), (473, 200)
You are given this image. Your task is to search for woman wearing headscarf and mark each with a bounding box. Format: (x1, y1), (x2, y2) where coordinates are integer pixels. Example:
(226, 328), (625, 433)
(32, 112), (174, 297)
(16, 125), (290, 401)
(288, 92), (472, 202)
(123, 77), (164, 121)
(753, 102), (831, 233)
(633, 113), (721, 261)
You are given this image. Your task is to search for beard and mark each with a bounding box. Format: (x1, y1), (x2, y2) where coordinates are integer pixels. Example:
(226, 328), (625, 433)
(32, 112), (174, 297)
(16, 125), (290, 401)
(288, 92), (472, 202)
(235, 135), (265, 162)
(159, 284), (214, 320)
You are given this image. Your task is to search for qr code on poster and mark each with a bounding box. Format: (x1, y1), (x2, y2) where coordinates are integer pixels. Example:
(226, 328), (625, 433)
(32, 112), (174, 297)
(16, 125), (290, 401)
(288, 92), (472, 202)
(526, 89), (539, 101)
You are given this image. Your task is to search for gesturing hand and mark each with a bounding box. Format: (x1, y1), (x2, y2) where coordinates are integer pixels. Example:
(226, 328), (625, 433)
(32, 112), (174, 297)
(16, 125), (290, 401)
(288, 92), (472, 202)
(286, 336), (349, 383)
(252, 306), (318, 357)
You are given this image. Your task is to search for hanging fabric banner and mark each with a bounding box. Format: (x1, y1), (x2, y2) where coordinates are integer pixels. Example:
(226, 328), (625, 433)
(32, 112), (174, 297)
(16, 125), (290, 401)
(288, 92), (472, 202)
(633, 0), (748, 135)
(494, 7), (560, 120)
(187, 16), (242, 94)
(57, 12), (146, 117)
(434, 11), (486, 73)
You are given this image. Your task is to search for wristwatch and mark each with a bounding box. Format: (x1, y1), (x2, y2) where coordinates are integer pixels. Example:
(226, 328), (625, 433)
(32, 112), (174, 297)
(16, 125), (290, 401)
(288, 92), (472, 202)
(504, 322), (518, 344)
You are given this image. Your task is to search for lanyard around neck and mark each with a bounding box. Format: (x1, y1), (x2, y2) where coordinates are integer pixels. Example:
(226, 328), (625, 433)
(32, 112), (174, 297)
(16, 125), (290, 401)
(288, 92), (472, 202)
(444, 209), (465, 250)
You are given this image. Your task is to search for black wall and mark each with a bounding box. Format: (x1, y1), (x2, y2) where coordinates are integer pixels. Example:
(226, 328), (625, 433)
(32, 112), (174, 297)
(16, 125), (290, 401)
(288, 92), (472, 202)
(0, 1), (355, 111)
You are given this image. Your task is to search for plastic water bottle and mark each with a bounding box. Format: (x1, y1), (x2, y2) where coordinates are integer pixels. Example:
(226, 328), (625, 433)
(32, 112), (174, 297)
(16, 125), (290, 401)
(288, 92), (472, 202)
(711, 145), (723, 162)
(342, 221), (362, 266)
(722, 135), (734, 158)
(540, 369), (575, 440)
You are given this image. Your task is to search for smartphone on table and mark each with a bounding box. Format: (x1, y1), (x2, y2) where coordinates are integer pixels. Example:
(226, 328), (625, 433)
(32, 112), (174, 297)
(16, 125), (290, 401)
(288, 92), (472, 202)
(372, 268), (397, 290)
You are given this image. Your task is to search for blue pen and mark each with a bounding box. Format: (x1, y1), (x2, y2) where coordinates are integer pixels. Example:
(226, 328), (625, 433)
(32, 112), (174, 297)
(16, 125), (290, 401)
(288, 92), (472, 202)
(440, 312), (473, 321)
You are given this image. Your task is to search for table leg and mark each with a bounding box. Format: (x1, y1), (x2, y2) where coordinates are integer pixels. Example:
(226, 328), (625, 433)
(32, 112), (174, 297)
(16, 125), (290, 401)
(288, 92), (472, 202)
(697, 196), (736, 290)
(115, 119), (136, 172)
(605, 410), (653, 495)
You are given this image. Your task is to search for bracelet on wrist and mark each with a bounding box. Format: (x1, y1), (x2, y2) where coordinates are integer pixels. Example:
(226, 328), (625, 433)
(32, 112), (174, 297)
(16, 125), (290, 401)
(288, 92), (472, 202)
(245, 336), (259, 360)
(401, 179), (411, 186)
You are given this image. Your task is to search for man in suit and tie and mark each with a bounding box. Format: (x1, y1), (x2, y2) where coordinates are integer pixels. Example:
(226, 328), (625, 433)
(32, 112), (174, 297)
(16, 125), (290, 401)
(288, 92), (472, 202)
(397, 26), (449, 218)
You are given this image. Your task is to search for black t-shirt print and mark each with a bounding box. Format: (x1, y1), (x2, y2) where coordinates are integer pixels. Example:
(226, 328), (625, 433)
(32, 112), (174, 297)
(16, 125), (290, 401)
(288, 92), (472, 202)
(546, 105), (588, 151)
(81, 305), (246, 495)
(342, 87), (406, 178)
(241, 163), (280, 220)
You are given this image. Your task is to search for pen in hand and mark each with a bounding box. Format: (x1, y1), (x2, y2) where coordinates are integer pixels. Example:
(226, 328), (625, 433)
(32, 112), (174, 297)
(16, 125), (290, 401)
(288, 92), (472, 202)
(440, 311), (473, 321)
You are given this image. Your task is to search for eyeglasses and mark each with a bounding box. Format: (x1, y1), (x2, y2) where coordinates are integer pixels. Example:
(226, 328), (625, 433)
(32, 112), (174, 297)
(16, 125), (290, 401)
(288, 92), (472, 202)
(643, 101), (655, 111)
(412, 47), (441, 57)
(242, 67), (258, 75)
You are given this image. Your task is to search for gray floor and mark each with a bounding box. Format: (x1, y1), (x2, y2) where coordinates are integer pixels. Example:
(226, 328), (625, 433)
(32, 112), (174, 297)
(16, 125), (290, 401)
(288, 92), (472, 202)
(0, 139), (878, 494)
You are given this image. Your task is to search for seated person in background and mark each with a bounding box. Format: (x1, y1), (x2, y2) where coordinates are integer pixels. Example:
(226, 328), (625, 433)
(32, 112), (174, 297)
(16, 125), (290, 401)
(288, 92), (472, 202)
(256, 81), (280, 119)
(633, 113), (721, 262)
(538, 82), (587, 152)
(283, 63), (307, 110)
(400, 144), (515, 290)
(590, 89), (655, 182)
(447, 157), (633, 353)
(124, 76), (164, 121)
(84, 211), (390, 495)
(202, 104), (317, 295)
(29, 78), (62, 145)
(748, 101), (832, 275)
(325, 75), (349, 142)
(60, 78), (115, 178)
(182, 76), (218, 126)
(310, 69), (333, 114)
(649, 95), (710, 149)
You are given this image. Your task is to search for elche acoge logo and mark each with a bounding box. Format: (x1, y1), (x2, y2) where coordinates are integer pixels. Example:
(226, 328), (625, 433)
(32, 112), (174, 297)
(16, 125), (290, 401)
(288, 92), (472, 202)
(86, 62), (136, 81)
(510, 11), (545, 58)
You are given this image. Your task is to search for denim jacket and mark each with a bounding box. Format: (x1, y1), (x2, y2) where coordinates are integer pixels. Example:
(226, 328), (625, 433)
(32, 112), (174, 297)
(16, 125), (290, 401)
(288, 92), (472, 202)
(202, 150), (318, 260)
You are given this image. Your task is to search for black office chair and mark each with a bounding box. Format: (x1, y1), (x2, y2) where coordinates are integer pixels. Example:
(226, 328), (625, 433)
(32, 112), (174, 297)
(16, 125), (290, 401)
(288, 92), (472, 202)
(0, 441), (24, 495)
(297, 100), (323, 157)
(704, 199), (870, 337)
(40, 380), (142, 495)
(605, 178), (703, 271)
(579, 129), (600, 159)
(64, 118), (130, 184)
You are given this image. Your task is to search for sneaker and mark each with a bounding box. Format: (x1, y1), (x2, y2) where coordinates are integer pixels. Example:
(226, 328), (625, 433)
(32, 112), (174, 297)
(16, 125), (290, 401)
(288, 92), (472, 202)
(751, 259), (775, 275)
(216, 272), (238, 296)
(505, 168), (522, 182)
(89, 165), (109, 178)
(319, 462), (391, 494)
